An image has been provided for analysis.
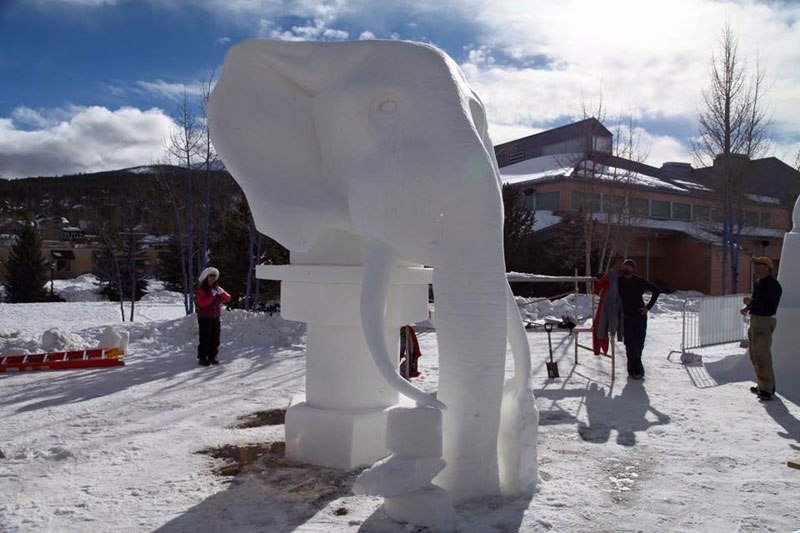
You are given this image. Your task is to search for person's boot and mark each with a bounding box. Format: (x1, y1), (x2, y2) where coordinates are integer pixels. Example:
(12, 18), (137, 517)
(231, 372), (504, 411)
(210, 357), (220, 365)
(757, 390), (773, 401)
(199, 358), (211, 366)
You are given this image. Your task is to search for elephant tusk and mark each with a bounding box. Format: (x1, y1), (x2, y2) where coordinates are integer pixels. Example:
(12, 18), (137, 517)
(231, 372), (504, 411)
(360, 239), (446, 410)
(505, 282), (532, 390)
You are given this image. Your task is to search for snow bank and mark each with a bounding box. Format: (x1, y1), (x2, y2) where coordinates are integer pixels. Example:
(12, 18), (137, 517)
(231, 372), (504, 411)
(52, 274), (104, 302)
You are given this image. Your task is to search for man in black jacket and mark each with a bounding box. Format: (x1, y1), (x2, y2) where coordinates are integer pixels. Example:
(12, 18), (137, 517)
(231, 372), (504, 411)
(741, 256), (783, 401)
(618, 259), (660, 379)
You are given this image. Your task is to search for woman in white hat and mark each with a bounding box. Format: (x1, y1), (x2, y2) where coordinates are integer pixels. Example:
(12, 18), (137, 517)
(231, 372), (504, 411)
(196, 267), (231, 366)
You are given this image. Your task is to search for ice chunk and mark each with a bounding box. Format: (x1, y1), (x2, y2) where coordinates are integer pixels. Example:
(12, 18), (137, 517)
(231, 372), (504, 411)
(354, 455), (445, 497)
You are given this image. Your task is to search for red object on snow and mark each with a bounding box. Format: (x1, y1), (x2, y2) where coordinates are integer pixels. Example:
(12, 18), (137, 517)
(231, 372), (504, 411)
(399, 325), (422, 378)
(0, 348), (125, 373)
(592, 274), (610, 356)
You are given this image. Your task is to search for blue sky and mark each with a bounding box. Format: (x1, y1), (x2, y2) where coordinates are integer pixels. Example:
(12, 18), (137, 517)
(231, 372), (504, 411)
(1, 0), (799, 178)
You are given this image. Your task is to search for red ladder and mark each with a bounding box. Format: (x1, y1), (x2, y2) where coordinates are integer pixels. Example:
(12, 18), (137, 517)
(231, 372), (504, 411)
(0, 347), (125, 372)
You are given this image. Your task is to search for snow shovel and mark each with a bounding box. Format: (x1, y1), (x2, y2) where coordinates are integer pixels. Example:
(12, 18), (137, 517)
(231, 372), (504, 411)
(544, 323), (559, 379)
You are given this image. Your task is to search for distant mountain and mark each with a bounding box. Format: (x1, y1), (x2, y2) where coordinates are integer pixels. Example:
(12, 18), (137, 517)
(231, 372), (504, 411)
(0, 165), (242, 237)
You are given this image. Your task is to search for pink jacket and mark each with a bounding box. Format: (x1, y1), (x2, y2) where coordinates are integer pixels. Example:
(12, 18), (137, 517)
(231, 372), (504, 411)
(196, 286), (231, 319)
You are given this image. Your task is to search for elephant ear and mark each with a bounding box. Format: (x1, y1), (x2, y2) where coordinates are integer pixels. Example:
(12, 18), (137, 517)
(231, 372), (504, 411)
(209, 40), (368, 252)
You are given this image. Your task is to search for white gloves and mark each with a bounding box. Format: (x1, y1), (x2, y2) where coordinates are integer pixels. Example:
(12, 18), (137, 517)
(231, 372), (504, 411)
(212, 286), (223, 296)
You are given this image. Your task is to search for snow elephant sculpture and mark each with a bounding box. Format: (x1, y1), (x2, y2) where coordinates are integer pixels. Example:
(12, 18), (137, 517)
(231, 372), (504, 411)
(208, 39), (538, 502)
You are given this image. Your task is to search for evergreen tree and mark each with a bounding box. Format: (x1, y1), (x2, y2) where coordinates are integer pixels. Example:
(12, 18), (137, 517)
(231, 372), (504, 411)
(2, 222), (50, 302)
(503, 184), (536, 273)
(209, 197), (287, 309)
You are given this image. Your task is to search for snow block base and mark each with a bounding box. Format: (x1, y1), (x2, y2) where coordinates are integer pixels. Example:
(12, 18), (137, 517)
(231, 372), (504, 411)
(386, 405), (442, 457)
(383, 484), (455, 529)
(285, 402), (390, 470)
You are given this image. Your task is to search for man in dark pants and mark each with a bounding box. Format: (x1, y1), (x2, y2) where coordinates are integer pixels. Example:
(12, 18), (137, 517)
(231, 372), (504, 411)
(618, 259), (660, 379)
(740, 256), (782, 401)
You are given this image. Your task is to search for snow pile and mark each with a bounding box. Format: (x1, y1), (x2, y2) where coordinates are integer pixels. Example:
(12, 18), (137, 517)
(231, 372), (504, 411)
(98, 326), (129, 351)
(41, 327), (89, 351)
(517, 293), (595, 323)
(52, 274), (104, 302)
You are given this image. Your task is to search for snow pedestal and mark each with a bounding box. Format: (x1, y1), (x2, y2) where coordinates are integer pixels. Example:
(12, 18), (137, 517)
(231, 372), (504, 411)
(773, 196), (800, 403)
(257, 235), (431, 469)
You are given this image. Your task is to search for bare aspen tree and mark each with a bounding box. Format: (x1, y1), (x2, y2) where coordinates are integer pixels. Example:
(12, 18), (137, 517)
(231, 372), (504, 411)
(692, 22), (771, 294)
(594, 113), (649, 274)
(153, 164), (193, 314)
(556, 94), (608, 277)
(165, 86), (202, 313)
(98, 225), (126, 321)
(199, 71), (218, 273)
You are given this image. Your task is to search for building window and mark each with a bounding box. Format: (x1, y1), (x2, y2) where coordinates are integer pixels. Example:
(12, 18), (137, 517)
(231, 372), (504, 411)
(629, 197), (649, 216)
(535, 191), (560, 211)
(671, 202), (691, 220)
(523, 193), (534, 211)
(744, 210), (760, 226)
(542, 137), (585, 156)
(650, 200), (670, 219)
(572, 191), (601, 212)
(601, 194), (625, 213)
(592, 135), (613, 153)
(760, 212), (772, 227)
(692, 205), (711, 221)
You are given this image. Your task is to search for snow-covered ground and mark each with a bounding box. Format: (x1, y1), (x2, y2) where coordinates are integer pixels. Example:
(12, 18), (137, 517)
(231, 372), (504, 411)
(1, 280), (799, 532)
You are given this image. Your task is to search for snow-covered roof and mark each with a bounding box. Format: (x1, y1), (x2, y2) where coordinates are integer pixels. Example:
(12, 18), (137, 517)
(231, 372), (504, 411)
(499, 154), (581, 186)
(574, 161), (687, 192)
(672, 179), (712, 192)
(141, 234), (173, 244)
(617, 216), (721, 244)
(500, 154), (691, 193)
(737, 226), (787, 239)
(531, 210), (563, 232)
(744, 193), (781, 205)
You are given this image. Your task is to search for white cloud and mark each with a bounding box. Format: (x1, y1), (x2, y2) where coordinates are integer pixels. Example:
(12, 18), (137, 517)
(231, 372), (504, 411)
(205, 0), (800, 165)
(135, 80), (207, 100)
(633, 129), (691, 167)
(257, 18), (349, 41)
(15, 0), (800, 174)
(217, 37), (232, 44)
(452, 0), (800, 165)
(0, 106), (174, 179)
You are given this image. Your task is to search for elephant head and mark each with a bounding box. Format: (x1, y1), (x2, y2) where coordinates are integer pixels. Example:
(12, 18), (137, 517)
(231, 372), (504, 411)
(208, 39), (537, 502)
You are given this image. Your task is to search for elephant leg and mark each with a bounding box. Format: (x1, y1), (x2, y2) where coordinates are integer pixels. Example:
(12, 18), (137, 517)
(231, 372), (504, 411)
(432, 266), (507, 502)
(360, 239), (444, 410)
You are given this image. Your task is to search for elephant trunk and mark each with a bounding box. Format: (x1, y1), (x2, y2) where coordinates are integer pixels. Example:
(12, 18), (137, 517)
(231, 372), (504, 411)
(360, 239), (445, 410)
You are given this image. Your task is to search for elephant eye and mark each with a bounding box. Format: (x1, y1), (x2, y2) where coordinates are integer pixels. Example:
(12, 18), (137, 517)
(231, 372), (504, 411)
(378, 99), (398, 115)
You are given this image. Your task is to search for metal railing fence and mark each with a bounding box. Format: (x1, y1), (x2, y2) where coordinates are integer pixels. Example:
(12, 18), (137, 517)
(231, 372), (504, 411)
(680, 293), (749, 353)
